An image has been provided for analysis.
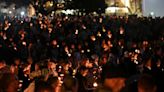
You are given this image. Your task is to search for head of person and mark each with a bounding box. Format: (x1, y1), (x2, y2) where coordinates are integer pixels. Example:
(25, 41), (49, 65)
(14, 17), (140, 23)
(35, 80), (53, 92)
(138, 74), (157, 92)
(47, 76), (60, 92)
(102, 63), (127, 92)
(14, 58), (21, 65)
(27, 57), (33, 65)
(62, 75), (77, 92)
(79, 66), (89, 77)
(0, 59), (6, 69)
(0, 73), (19, 92)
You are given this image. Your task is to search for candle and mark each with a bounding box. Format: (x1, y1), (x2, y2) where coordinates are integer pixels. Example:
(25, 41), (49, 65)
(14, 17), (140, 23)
(93, 82), (98, 87)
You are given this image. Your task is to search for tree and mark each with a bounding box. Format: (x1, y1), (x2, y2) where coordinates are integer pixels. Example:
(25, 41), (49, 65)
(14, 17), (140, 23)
(30, 0), (56, 15)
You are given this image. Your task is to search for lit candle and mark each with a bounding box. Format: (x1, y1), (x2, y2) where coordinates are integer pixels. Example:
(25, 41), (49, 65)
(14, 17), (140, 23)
(93, 82), (98, 87)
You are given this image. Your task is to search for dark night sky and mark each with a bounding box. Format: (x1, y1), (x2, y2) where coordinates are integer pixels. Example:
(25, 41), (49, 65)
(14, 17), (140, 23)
(1, 0), (30, 6)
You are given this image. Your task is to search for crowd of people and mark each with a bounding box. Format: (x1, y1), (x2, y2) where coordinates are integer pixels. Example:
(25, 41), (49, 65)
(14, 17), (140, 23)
(0, 14), (164, 92)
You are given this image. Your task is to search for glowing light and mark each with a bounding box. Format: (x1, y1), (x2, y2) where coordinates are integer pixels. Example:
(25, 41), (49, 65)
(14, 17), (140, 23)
(102, 27), (106, 32)
(14, 47), (17, 50)
(106, 7), (116, 13)
(150, 12), (154, 16)
(124, 0), (130, 7)
(8, 23), (11, 26)
(107, 31), (112, 38)
(49, 2), (53, 7)
(135, 49), (140, 54)
(60, 74), (64, 77)
(9, 11), (12, 14)
(22, 42), (26, 46)
(82, 25), (86, 29)
(93, 82), (98, 87)
(68, 53), (71, 57)
(134, 60), (139, 64)
(97, 31), (101, 37)
(61, 9), (75, 15)
(108, 34), (112, 38)
(87, 49), (90, 52)
(91, 36), (96, 41)
(99, 18), (103, 23)
(45, 1), (54, 8)
(58, 77), (61, 81)
(59, 66), (62, 69)
(105, 7), (129, 14)
(19, 80), (23, 83)
(120, 27), (124, 34)
(73, 70), (76, 73)
(19, 84), (22, 88)
(3, 36), (7, 40)
(81, 50), (84, 53)
(21, 21), (24, 24)
(20, 11), (25, 16)
(75, 29), (78, 34)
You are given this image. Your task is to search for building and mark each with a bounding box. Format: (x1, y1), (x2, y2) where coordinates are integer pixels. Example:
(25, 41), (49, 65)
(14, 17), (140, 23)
(105, 0), (142, 16)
